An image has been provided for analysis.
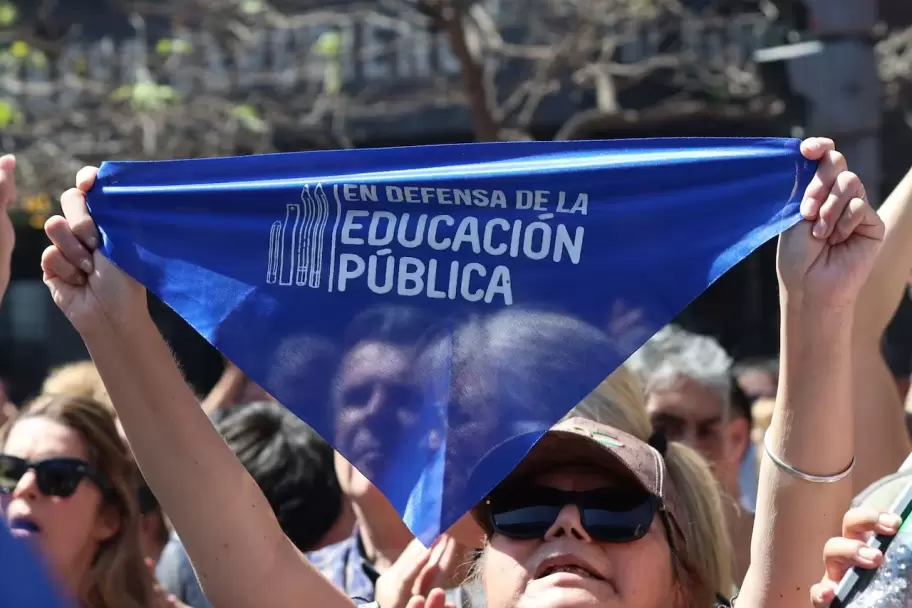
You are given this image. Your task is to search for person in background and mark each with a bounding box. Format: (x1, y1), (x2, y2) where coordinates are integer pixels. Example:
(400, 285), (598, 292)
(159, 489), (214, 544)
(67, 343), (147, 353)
(732, 358), (779, 402)
(42, 360), (110, 408)
(731, 379), (759, 513)
(310, 305), (473, 605)
(199, 359), (271, 417)
(627, 325), (752, 585)
(156, 400), (356, 608)
(37, 136), (879, 608)
(0, 394), (163, 607)
(0, 377), (16, 428)
(41, 359), (172, 566)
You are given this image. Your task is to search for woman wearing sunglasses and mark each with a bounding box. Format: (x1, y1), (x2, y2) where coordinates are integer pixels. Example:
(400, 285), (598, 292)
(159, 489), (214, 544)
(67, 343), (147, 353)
(0, 394), (159, 607)
(469, 416), (729, 608)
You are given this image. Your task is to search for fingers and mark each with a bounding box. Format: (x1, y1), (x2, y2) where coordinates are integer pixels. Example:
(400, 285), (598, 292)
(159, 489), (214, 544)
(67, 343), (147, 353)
(813, 170), (864, 241)
(377, 538), (435, 608)
(405, 596), (427, 608)
(0, 154), (15, 173)
(801, 137), (836, 161)
(0, 154), (16, 209)
(76, 166), (98, 193)
(413, 536), (458, 596)
(398, 538), (435, 596)
(801, 149), (848, 221)
(842, 508), (901, 541)
(59, 186), (100, 250)
(811, 580), (837, 607)
(405, 589), (450, 608)
(822, 536), (883, 585)
(41, 244), (85, 286)
(425, 589), (450, 608)
(45, 216), (94, 276)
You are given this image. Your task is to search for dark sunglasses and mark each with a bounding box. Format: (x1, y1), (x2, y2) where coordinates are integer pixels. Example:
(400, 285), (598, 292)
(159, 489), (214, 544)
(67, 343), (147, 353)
(483, 485), (662, 543)
(0, 454), (110, 498)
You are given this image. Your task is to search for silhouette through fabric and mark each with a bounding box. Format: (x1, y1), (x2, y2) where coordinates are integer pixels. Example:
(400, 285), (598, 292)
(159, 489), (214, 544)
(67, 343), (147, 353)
(84, 138), (814, 544)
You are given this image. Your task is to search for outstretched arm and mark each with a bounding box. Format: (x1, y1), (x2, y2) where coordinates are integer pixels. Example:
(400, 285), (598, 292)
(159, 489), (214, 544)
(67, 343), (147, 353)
(41, 168), (355, 608)
(738, 138), (884, 608)
(851, 167), (912, 493)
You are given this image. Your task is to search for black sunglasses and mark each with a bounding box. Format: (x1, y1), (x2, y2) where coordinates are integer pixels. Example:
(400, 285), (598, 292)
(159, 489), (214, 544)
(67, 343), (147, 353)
(0, 454), (110, 498)
(483, 485), (662, 543)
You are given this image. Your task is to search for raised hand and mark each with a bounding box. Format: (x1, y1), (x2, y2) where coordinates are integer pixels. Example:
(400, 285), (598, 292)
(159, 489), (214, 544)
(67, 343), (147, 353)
(405, 588), (454, 608)
(375, 536), (461, 608)
(777, 138), (885, 309)
(810, 507), (901, 606)
(41, 167), (146, 336)
(0, 154), (16, 304)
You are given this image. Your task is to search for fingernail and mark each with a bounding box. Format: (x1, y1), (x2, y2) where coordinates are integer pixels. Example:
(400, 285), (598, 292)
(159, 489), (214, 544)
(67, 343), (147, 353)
(858, 546), (880, 560)
(800, 199), (813, 217)
(80, 259), (93, 274)
(813, 218), (827, 238)
(879, 513), (902, 529)
(86, 235), (98, 249)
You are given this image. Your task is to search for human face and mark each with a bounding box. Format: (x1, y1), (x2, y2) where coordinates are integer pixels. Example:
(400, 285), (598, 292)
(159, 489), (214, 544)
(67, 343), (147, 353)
(482, 467), (678, 608)
(645, 378), (739, 487)
(1, 417), (119, 589)
(334, 341), (420, 498)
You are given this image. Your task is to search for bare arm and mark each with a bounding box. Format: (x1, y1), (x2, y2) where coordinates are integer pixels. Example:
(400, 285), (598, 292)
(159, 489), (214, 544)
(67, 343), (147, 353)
(852, 167), (912, 492)
(736, 138), (883, 607)
(199, 361), (247, 415)
(81, 313), (355, 608)
(738, 304), (855, 607)
(41, 168), (354, 608)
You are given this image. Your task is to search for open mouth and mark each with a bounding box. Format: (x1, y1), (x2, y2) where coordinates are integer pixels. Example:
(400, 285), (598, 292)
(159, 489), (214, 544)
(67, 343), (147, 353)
(8, 518), (41, 535)
(535, 557), (606, 582)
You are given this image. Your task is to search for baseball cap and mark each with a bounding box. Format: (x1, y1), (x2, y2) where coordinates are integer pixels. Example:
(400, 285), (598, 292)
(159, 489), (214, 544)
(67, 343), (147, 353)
(470, 416), (686, 545)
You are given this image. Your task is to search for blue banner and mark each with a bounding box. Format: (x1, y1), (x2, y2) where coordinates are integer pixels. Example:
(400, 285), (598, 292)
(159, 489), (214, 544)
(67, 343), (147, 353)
(86, 138), (814, 544)
(0, 526), (68, 607)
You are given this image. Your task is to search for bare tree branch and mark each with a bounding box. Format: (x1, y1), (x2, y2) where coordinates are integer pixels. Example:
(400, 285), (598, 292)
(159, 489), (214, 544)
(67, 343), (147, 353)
(1, 0), (906, 223)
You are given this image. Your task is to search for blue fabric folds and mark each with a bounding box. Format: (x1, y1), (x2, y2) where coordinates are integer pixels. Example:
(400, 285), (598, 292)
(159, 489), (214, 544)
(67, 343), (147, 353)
(85, 138), (814, 544)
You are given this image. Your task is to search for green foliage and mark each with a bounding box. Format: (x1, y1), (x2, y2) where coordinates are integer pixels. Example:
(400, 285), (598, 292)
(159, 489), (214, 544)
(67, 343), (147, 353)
(155, 38), (193, 55)
(240, 0), (265, 15)
(110, 82), (181, 111)
(0, 2), (17, 26)
(232, 104), (268, 133)
(313, 32), (343, 95)
(0, 98), (24, 129)
(313, 31), (342, 58)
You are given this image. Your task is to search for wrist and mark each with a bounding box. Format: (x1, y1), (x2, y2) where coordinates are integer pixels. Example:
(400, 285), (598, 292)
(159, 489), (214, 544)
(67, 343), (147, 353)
(780, 292), (855, 328)
(80, 306), (154, 348)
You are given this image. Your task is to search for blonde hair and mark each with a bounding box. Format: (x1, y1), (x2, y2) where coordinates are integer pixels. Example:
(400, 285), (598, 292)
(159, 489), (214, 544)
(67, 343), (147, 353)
(42, 361), (112, 411)
(561, 366), (734, 605)
(0, 395), (156, 608)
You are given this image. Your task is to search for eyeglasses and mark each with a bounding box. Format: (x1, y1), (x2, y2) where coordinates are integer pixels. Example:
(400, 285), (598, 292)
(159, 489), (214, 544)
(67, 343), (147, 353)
(0, 454), (109, 498)
(483, 485), (662, 543)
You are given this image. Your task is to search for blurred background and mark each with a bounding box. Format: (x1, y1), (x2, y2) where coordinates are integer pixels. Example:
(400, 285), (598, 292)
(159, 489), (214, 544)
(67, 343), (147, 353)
(1, 0), (909, 403)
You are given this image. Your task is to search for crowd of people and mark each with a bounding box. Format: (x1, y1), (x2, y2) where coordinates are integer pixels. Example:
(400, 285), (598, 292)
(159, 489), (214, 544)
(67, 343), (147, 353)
(2, 138), (912, 608)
